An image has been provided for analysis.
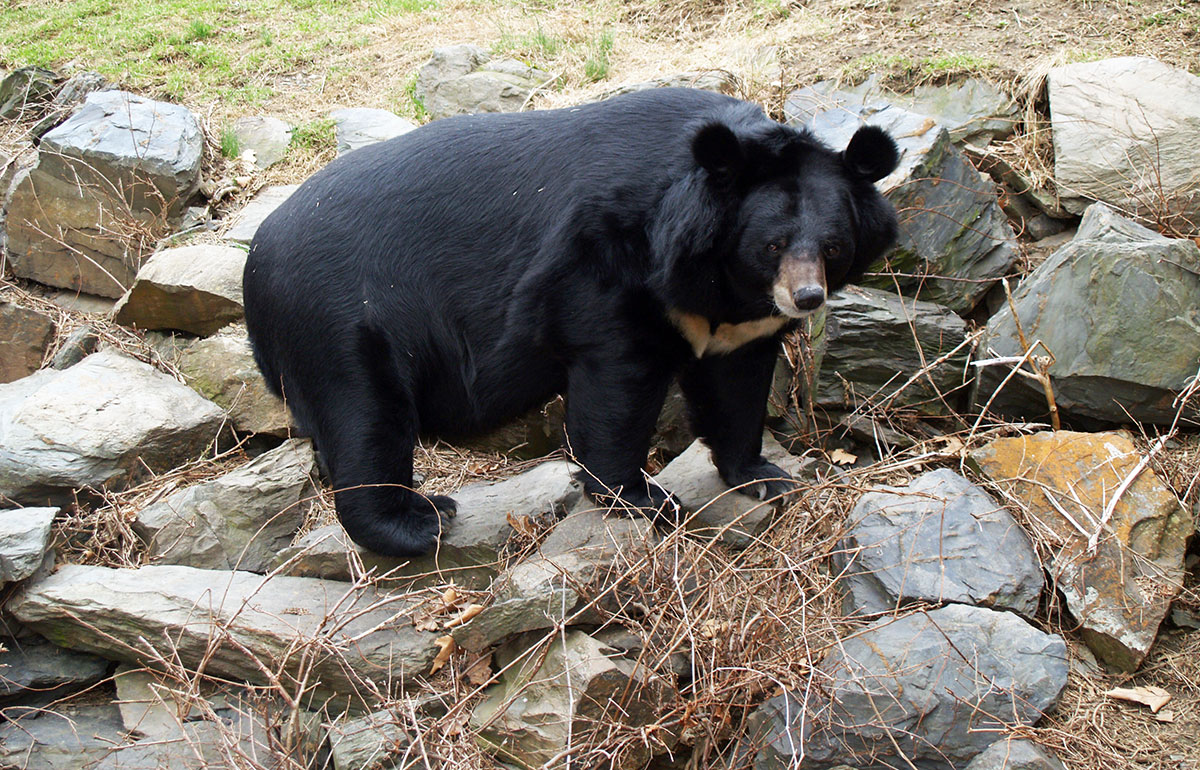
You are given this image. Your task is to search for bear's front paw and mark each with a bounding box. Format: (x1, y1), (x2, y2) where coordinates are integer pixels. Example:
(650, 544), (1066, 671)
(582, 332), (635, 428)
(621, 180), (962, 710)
(422, 494), (458, 520)
(593, 483), (684, 524)
(720, 459), (801, 502)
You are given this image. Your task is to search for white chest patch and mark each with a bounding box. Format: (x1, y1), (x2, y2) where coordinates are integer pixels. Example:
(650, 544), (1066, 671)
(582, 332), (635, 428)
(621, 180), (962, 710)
(669, 310), (789, 358)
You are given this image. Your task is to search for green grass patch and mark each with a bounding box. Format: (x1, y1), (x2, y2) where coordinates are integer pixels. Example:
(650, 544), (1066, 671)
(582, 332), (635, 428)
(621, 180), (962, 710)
(494, 24), (565, 60)
(219, 124), (240, 159)
(289, 116), (336, 153)
(0, 0), (439, 106)
(583, 29), (615, 83)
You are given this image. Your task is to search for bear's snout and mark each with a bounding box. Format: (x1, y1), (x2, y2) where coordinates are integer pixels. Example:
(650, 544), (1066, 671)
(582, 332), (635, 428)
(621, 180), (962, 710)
(792, 285), (826, 311)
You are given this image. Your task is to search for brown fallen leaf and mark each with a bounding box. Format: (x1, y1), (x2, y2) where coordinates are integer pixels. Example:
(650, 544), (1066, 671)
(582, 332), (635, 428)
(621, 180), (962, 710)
(507, 511), (537, 538)
(445, 603), (485, 629)
(1154, 709), (1176, 723)
(431, 635), (456, 675)
(464, 653), (494, 687)
(829, 448), (857, 466)
(441, 587), (459, 606)
(1105, 685), (1172, 713)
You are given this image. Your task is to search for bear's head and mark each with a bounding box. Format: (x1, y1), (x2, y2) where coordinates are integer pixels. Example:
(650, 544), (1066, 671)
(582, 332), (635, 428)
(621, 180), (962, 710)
(653, 117), (900, 325)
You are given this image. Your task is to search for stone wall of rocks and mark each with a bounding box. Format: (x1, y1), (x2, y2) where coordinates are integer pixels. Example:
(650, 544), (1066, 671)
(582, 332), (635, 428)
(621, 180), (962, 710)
(0, 51), (1197, 770)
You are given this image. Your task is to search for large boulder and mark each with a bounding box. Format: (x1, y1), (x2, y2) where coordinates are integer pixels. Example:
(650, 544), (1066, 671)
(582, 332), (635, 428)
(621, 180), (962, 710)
(739, 604), (1068, 769)
(414, 44), (552, 120)
(6, 91), (203, 297)
(0, 636), (111, 705)
(969, 430), (1192, 671)
(792, 102), (1018, 312)
(176, 328), (292, 437)
(815, 285), (971, 415)
(8, 564), (442, 709)
(133, 439), (317, 573)
(0, 350), (225, 505)
(974, 204), (1200, 425)
(835, 469), (1043, 616)
(329, 107), (416, 154)
(1048, 57), (1200, 233)
(111, 244), (247, 336)
(0, 300), (54, 383)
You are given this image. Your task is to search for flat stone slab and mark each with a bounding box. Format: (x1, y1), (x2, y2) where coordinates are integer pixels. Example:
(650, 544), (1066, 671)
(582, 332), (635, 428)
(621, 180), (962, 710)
(134, 439), (317, 573)
(816, 286), (971, 415)
(0, 700), (125, 769)
(969, 430), (1192, 671)
(224, 184), (299, 244)
(232, 115), (291, 168)
(0, 636), (111, 705)
(740, 604), (1069, 769)
(279, 459), (584, 588)
(111, 244), (247, 336)
(652, 432), (810, 548)
(965, 738), (1069, 770)
(1049, 56), (1200, 232)
(9, 564), (442, 709)
(835, 468), (1043, 616)
(0, 350), (225, 506)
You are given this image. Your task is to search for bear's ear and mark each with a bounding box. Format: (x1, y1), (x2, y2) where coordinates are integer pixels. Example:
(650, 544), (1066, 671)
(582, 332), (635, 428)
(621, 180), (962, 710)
(841, 125), (899, 184)
(692, 122), (744, 181)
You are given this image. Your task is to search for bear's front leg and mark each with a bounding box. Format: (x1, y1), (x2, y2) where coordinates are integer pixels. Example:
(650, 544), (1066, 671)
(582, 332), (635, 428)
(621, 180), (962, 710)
(680, 336), (800, 501)
(564, 355), (678, 517)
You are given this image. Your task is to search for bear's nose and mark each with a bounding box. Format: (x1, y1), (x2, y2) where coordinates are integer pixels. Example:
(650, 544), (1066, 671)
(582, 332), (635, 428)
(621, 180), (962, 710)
(792, 286), (825, 311)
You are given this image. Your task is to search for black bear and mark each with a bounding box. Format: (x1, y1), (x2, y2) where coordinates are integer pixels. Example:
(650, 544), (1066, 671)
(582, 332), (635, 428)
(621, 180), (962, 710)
(244, 88), (899, 557)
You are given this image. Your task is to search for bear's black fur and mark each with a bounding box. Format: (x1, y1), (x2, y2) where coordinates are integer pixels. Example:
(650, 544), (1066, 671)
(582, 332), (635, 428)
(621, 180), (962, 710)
(244, 88), (899, 557)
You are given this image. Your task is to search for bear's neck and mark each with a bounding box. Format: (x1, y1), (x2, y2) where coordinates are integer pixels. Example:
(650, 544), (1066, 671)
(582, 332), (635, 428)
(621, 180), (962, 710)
(668, 309), (788, 358)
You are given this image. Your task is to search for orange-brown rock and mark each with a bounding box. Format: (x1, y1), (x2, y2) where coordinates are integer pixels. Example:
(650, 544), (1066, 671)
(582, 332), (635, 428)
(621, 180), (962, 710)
(969, 430), (1191, 671)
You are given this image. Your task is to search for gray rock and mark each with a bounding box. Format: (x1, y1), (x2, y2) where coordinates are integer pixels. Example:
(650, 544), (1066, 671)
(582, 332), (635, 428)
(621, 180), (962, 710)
(6, 91), (204, 297)
(133, 439), (317, 572)
(49, 324), (100, 370)
(741, 604), (1068, 769)
(414, 44), (551, 120)
(453, 505), (656, 652)
(975, 204), (1200, 425)
(0, 300), (54, 383)
(0, 66), (60, 118)
(8, 564), (442, 709)
(0, 507), (58, 584)
(330, 107), (415, 154)
(0, 350), (226, 506)
(328, 709), (422, 770)
(785, 75), (1017, 146)
(111, 244), (247, 336)
(471, 630), (671, 769)
(0, 700), (125, 770)
(835, 469), (1043, 616)
(177, 329), (292, 437)
(602, 70), (739, 98)
(1049, 57), (1200, 232)
(113, 664), (185, 737)
(52, 71), (110, 107)
(231, 115), (292, 168)
(224, 184), (299, 244)
(965, 738), (1068, 770)
(0, 636), (111, 704)
(815, 285), (971, 415)
(652, 432), (810, 549)
(279, 459), (584, 588)
(796, 103), (1018, 312)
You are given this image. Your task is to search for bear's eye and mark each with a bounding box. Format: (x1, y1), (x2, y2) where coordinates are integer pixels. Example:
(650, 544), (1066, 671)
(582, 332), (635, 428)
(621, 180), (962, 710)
(765, 240), (785, 254)
(821, 242), (843, 259)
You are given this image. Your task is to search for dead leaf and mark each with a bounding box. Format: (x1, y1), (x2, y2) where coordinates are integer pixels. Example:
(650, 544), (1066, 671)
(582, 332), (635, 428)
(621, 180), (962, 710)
(829, 448), (857, 466)
(414, 617), (439, 633)
(441, 587), (459, 607)
(445, 603), (485, 629)
(1105, 685), (1172, 713)
(937, 437), (965, 456)
(464, 653), (494, 687)
(1155, 709), (1176, 723)
(430, 635), (456, 675)
(506, 511), (537, 538)
(700, 619), (730, 639)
